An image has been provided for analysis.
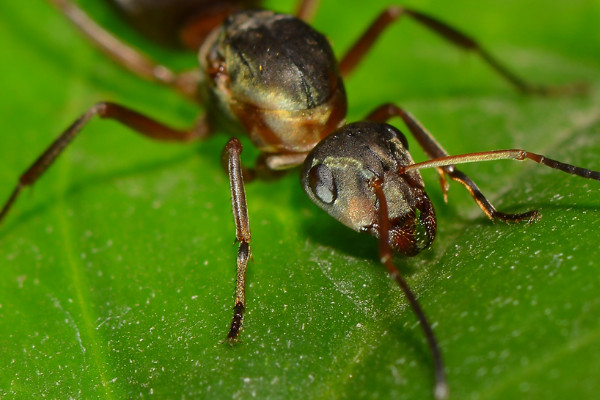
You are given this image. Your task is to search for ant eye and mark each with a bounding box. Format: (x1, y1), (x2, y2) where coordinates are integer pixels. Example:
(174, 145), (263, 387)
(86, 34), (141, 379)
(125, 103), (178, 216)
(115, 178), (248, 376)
(308, 164), (337, 204)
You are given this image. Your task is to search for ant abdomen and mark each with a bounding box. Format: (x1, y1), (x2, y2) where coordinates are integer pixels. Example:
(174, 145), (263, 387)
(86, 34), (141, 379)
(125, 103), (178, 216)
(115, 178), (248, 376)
(108, 0), (261, 49)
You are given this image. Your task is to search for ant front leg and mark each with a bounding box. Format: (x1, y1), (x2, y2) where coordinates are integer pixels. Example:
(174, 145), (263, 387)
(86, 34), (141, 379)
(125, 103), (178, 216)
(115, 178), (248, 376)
(44, 0), (200, 99)
(370, 177), (448, 400)
(223, 138), (252, 342)
(220, 142), (299, 341)
(366, 103), (539, 223)
(0, 102), (210, 227)
(340, 6), (585, 95)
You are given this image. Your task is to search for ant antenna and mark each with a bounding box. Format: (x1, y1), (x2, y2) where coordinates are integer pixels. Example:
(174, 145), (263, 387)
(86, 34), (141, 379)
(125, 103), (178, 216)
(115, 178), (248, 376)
(403, 149), (600, 181)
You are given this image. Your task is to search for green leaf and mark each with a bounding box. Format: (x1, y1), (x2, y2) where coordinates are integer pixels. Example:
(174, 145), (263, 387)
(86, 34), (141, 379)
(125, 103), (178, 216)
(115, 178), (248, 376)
(1, 0), (599, 399)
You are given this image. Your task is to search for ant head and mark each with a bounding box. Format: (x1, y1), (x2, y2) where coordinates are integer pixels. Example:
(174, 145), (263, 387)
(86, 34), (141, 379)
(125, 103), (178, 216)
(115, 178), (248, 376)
(302, 121), (437, 256)
(199, 9), (346, 154)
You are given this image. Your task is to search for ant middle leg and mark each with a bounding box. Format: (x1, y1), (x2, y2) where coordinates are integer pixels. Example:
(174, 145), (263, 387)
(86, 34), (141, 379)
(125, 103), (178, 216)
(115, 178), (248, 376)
(43, 0), (200, 99)
(0, 102), (211, 227)
(340, 6), (585, 96)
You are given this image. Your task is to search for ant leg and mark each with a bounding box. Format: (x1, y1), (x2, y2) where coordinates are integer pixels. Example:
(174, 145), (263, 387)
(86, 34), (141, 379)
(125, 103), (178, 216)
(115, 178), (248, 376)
(219, 146), (302, 341)
(295, 0), (321, 22)
(44, 0), (200, 99)
(366, 103), (539, 223)
(370, 178), (448, 400)
(0, 102), (211, 227)
(367, 104), (451, 160)
(403, 149), (600, 221)
(223, 138), (252, 342)
(220, 147), (301, 340)
(219, 152), (296, 183)
(340, 6), (584, 95)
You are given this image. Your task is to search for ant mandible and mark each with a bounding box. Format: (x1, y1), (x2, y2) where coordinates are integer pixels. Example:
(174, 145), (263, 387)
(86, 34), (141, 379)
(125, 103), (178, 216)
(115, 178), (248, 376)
(1, 1), (597, 399)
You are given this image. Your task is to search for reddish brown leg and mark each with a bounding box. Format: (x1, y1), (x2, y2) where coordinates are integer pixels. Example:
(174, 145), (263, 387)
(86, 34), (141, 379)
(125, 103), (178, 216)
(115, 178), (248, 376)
(223, 138), (252, 342)
(0, 102), (210, 227)
(219, 146), (301, 341)
(295, 0), (321, 22)
(340, 6), (584, 95)
(44, 0), (200, 99)
(366, 103), (538, 223)
(370, 178), (448, 400)
(219, 151), (292, 184)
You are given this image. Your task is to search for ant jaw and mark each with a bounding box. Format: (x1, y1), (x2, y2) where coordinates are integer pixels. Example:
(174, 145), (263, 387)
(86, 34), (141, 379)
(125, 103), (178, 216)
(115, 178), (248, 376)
(376, 192), (437, 256)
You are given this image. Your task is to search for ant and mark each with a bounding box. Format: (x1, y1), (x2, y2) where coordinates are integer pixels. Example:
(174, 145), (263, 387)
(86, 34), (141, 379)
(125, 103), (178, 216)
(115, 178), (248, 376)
(0, 0), (597, 398)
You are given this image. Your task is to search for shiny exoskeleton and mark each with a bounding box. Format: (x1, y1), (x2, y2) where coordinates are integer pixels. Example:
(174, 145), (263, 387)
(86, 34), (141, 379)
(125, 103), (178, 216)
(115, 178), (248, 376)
(302, 122), (436, 256)
(1, 1), (597, 399)
(198, 10), (346, 156)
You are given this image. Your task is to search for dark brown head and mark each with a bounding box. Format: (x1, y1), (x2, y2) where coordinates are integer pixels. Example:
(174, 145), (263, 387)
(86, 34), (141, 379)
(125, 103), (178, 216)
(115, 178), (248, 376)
(301, 122), (436, 256)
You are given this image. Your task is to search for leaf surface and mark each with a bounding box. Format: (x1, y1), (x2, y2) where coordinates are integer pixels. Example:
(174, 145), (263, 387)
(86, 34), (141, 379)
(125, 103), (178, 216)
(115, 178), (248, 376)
(0, 0), (599, 398)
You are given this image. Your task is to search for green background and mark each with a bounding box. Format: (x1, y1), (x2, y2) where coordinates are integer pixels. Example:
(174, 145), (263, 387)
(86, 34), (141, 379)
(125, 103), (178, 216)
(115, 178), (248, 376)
(1, 0), (599, 398)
